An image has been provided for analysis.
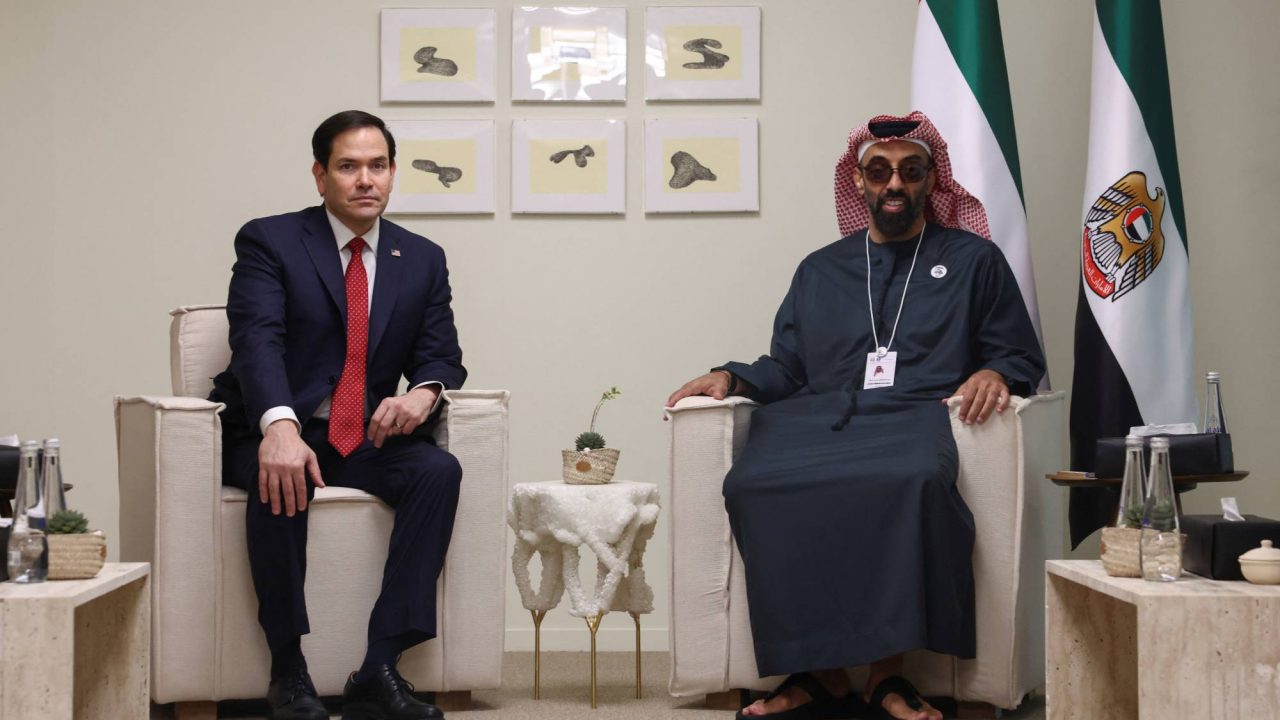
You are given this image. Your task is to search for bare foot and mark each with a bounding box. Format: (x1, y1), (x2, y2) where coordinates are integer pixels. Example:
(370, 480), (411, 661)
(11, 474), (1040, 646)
(864, 687), (942, 720)
(741, 669), (849, 716)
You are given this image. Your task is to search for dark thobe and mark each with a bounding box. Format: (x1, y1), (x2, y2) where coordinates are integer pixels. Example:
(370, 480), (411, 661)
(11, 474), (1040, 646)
(719, 224), (1045, 677)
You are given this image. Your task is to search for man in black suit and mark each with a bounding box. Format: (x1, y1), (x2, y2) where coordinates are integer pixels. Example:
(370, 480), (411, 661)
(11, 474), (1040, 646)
(210, 110), (466, 720)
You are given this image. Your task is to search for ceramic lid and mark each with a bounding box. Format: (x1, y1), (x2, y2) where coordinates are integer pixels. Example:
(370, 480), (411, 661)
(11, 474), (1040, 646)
(1239, 539), (1280, 563)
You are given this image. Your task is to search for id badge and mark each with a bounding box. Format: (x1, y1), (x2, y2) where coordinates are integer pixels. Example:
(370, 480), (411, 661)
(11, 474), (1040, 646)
(863, 351), (897, 389)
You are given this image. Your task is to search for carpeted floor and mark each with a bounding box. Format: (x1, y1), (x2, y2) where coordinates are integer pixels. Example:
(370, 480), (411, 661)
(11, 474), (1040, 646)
(152, 652), (1047, 719)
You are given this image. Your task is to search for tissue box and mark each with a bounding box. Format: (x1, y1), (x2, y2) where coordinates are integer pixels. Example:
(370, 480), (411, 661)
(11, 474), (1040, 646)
(1095, 432), (1233, 478)
(1182, 514), (1280, 580)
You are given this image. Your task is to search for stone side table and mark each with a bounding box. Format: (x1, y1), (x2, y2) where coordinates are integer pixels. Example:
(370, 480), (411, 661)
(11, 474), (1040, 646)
(1047, 559), (1280, 718)
(0, 562), (150, 720)
(508, 481), (660, 708)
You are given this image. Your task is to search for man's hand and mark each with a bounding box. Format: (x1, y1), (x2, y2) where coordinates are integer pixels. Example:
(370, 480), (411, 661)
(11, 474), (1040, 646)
(368, 385), (439, 448)
(944, 368), (1009, 425)
(258, 420), (324, 516)
(666, 371), (733, 408)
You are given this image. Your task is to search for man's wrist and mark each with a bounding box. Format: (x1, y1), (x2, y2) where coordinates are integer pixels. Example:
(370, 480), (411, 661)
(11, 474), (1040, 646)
(712, 369), (739, 394)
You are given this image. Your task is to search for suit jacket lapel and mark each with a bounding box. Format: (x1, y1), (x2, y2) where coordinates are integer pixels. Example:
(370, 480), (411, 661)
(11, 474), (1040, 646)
(302, 207), (346, 318)
(367, 218), (402, 358)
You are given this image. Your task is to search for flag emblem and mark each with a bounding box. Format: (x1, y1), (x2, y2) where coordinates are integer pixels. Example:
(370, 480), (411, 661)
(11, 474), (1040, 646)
(1082, 171), (1167, 301)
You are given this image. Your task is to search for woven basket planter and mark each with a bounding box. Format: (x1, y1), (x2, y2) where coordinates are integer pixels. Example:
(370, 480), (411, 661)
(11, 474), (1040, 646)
(47, 530), (106, 580)
(1100, 527), (1142, 577)
(561, 448), (620, 485)
(1100, 527), (1186, 578)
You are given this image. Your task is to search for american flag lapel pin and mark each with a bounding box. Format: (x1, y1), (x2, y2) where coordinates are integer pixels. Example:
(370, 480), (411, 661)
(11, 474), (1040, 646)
(391, 248), (401, 257)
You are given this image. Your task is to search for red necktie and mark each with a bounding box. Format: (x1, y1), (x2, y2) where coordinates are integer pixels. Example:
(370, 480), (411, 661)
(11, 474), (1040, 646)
(329, 237), (368, 457)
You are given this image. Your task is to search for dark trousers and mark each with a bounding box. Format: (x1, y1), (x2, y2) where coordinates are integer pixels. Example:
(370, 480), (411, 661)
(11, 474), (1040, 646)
(222, 420), (462, 654)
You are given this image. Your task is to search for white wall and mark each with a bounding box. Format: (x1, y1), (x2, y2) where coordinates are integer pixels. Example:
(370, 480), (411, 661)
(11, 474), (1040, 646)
(2, 0), (1277, 653)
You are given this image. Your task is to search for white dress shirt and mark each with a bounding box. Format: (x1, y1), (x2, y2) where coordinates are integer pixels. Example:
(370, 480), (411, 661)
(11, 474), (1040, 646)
(258, 210), (444, 435)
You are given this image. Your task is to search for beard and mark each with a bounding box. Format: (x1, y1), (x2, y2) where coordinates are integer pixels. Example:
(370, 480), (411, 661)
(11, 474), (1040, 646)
(867, 185), (928, 239)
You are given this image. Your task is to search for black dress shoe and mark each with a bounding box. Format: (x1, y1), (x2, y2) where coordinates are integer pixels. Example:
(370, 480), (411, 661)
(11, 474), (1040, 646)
(342, 664), (443, 720)
(266, 666), (328, 720)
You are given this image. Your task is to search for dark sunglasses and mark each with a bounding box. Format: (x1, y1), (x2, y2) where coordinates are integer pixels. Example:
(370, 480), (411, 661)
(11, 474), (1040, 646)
(858, 157), (933, 184)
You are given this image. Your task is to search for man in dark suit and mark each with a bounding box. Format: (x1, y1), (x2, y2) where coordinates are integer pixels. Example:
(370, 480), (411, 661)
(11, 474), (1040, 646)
(210, 110), (466, 720)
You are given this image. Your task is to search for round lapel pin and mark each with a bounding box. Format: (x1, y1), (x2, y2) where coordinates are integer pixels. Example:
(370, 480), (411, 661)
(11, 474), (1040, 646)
(930, 265), (947, 279)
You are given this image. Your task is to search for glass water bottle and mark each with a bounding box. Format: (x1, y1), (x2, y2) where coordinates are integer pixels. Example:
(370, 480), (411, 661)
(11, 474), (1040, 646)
(6, 440), (47, 583)
(40, 438), (68, 523)
(1115, 434), (1147, 528)
(1140, 437), (1181, 581)
(1204, 371), (1227, 433)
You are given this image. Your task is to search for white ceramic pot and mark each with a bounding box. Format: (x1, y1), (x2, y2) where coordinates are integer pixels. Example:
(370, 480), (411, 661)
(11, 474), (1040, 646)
(1238, 539), (1280, 585)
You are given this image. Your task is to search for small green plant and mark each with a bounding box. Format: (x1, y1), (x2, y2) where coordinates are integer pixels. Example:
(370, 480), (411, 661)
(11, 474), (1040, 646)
(572, 387), (621, 450)
(1144, 499), (1177, 532)
(1121, 505), (1144, 529)
(48, 509), (89, 534)
(575, 432), (606, 451)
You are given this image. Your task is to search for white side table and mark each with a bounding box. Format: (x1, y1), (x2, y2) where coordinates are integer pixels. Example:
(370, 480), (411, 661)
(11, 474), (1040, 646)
(1046, 559), (1280, 718)
(0, 562), (150, 720)
(508, 481), (660, 708)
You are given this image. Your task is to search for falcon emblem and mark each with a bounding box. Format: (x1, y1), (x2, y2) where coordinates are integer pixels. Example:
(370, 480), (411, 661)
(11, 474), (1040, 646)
(1082, 171), (1166, 301)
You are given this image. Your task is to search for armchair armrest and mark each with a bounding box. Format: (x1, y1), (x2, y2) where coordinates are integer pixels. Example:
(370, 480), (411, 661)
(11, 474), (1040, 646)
(114, 394), (224, 701)
(666, 395), (763, 696)
(432, 389), (510, 690)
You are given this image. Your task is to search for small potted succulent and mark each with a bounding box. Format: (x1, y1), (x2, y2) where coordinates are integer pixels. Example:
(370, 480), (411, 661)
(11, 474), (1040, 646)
(46, 509), (106, 580)
(563, 387), (622, 485)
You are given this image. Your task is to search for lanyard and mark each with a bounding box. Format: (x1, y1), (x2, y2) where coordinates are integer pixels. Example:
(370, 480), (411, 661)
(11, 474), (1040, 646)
(865, 222), (925, 360)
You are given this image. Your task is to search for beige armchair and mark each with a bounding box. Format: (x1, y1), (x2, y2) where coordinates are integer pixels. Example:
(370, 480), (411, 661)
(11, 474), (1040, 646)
(666, 392), (1066, 715)
(114, 305), (508, 717)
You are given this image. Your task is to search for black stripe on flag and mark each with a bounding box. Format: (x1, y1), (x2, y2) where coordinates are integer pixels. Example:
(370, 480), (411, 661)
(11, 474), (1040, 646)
(1069, 283), (1143, 548)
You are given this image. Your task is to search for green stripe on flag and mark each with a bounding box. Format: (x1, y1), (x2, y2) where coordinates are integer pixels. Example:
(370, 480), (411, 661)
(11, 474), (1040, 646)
(1096, 0), (1188, 250)
(927, 0), (1024, 202)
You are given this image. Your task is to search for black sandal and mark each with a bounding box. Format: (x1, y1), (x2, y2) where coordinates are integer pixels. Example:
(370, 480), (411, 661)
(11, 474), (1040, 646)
(734, 672), (862, 720)
(867, 675), (934, 720)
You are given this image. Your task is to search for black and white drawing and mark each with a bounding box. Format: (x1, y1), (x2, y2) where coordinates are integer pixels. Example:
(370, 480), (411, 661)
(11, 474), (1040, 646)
(549, 145), (596, 168)
(668, 151), (717, 188)
(380, 9), (495, 102)
(512, 119), (626, 214)
(645, 117), (758, 213)
(645, 6), (760, 101)
(681, 38), (730, 70)
(413, 47), (459, 76)
(412, 159), (464, 188)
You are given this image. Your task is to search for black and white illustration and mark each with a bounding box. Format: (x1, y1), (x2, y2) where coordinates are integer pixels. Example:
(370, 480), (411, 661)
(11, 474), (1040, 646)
(645, 6), (760, 100)
(385, 120), (494, 214)
(513, 119), (625, 214)
(549, 145), (595, 168)
(413, 46), (459, 77)
(645, 118), (758, 213)
(668, 151), (717, 188)
(681, 38), (730, 70)
(411, 159), (464, 188)
(380, 9), (495, 102)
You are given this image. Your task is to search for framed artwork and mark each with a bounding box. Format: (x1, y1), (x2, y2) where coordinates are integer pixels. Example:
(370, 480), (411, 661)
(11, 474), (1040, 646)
(644, 117), (758, 213)
(644, 6), (761, 101)
(512, 119), (626, 214)
(512, 7), (627, 102)
(385, 120), (494, 214)
(381, 9), (496, 102)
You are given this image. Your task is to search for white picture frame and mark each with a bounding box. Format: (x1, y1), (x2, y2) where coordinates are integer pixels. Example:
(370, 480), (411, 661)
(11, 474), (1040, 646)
(644, 117), (758, 213)
(512, 119), (626, 214)
(385, 120), (494, 214)
(512, 7), (627, 102)
(381, 9), (496, 102)
(644, 6), (761, 101)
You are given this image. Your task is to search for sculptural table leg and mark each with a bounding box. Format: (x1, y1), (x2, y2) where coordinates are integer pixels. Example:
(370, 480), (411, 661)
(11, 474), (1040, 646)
(531, 610), (547, 699)
(585, 611), (604, 708)
(630, 611), (642, 698)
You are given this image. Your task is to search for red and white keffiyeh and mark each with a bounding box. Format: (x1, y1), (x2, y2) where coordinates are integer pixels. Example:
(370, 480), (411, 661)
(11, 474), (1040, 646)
(834, 110), (991, 240)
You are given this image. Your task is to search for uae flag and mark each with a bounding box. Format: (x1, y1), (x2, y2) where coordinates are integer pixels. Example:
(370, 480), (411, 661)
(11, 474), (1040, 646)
(1070, 0), (1196, 546)
(911, 0), (1047, 370)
